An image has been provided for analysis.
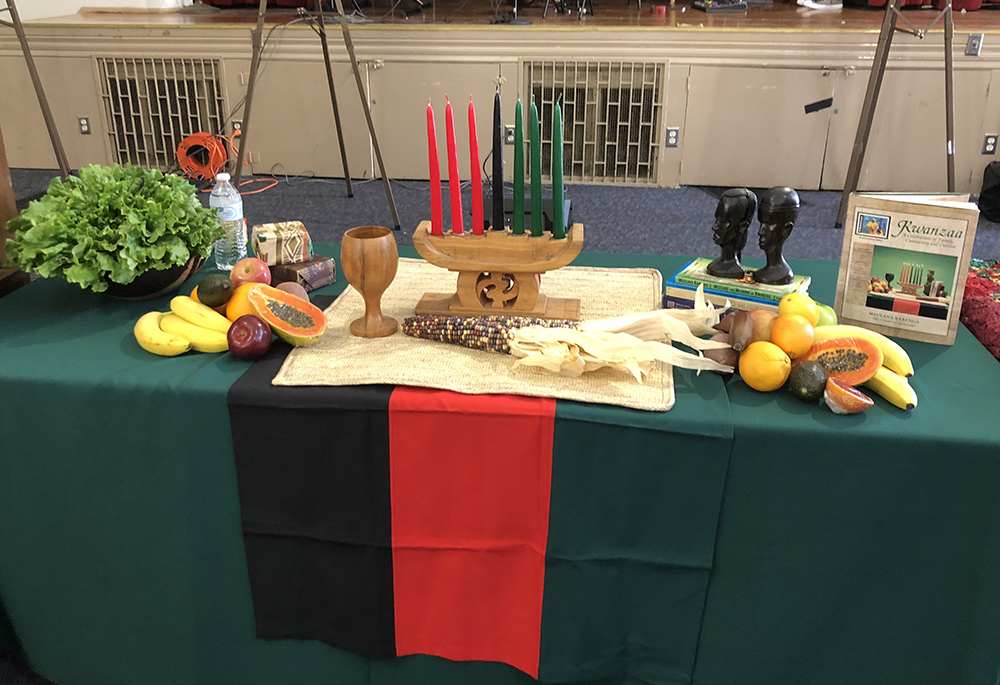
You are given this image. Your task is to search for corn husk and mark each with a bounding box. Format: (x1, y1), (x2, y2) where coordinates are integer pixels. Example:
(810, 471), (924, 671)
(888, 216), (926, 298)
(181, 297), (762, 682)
(509, 326), (733, 382)
(578, 285), (730, 348)
(509, 286), (735, 382)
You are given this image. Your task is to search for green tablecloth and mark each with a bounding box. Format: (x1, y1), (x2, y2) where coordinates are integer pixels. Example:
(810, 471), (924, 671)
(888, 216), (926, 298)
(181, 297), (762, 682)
(1, 246), (999, 685)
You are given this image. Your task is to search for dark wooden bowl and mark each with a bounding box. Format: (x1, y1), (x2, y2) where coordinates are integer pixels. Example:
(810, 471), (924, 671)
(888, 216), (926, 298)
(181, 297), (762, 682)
(103, 255), (205, 301)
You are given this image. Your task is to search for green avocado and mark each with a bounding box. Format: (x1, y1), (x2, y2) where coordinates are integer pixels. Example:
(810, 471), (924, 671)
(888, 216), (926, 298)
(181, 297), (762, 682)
(787, 360), (829, 403)
(197, 274), (235, 307)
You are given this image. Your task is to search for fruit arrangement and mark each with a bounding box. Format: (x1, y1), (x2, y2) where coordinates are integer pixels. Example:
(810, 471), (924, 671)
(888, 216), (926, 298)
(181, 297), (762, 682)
(133, 257), (327, 360)
(869, 276), (891, 294)
(716, 292), (917, 414)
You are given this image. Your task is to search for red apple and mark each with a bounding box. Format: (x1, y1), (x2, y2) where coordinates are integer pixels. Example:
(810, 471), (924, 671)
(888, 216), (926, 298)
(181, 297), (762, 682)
(230, 257), (271, 288)
(227, 314), (273, 360)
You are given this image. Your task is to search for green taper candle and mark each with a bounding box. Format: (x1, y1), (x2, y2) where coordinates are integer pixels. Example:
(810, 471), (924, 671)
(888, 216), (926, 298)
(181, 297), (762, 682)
(513, 95), (525, 235)
(551, 94), (565, 239)
(530, 95), (543, 237)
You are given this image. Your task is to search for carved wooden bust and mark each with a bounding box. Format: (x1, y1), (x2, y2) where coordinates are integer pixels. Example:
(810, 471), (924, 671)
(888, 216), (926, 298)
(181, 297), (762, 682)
(753, 186), (800, 286)
(706, 188), (757, 280)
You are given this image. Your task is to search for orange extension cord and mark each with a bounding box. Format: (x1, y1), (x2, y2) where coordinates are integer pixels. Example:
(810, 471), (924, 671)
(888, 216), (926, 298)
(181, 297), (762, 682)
(176, 130), (277, 195)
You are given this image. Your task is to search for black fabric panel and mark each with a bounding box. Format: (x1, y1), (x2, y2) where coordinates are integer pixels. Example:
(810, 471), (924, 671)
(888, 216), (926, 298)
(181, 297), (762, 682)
(242, 533), (395, 658)
(228, 303), (397, 658)
(804, 97), (833, 114)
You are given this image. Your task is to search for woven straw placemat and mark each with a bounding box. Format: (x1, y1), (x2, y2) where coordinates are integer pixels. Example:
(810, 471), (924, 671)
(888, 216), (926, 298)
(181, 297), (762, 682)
(272, 258), (673, 411)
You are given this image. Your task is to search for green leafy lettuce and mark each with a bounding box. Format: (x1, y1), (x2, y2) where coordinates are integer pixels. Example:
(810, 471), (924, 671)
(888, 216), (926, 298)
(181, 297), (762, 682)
(3, 164), (224, 292)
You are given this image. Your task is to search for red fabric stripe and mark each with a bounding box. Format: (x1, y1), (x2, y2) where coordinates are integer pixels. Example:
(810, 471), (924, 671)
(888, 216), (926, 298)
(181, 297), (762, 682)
(388, 387), (555, 678)
(892, 298), (922, 316)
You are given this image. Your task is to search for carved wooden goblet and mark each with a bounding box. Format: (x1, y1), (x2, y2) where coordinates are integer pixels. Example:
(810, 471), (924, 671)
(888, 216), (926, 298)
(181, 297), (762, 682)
(341, 226), (399, 337)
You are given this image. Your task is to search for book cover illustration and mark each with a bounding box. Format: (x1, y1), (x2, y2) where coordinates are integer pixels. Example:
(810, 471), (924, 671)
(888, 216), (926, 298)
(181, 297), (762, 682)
(670, 257), (810, 302)
(835, 193), (978, 346)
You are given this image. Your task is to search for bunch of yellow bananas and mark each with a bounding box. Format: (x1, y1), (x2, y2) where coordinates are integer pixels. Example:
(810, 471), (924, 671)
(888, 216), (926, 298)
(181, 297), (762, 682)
(133, 296), (233, 357)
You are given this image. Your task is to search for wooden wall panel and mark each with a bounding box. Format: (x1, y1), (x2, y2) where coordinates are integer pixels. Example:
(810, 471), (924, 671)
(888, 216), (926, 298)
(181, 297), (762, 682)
(368, 61), (514, 181)
(822, 67), (994, 193)
(680, 66), (835, 189)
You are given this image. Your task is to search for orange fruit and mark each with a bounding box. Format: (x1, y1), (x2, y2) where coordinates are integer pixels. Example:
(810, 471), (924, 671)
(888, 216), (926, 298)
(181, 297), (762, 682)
(769, 314), (815, 359)
(778, 292), (820, 327)
(738, 340), (792, 392)
(226, 282), (260, 322)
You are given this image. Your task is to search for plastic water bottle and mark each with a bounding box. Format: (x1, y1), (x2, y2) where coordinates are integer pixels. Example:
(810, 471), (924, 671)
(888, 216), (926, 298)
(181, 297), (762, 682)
(210, 172), (246, 271)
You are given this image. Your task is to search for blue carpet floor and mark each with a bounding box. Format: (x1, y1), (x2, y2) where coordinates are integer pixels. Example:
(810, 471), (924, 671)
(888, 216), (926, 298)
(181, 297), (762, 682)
(11, 168), (1000, 262)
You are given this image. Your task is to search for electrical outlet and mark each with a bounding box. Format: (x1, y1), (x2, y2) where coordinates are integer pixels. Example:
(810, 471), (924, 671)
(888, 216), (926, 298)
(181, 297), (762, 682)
(504, 125), (515, 145)
(983, 134), (998, 155)
(966, 34), (984, 57)
(78, 117), (91, 135)
(665, 127), (680, 148)
(232, 120), (243, 133)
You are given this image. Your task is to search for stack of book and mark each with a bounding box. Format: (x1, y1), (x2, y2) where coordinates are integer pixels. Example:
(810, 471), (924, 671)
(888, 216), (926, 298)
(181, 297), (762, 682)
(663, 257), (811, 314)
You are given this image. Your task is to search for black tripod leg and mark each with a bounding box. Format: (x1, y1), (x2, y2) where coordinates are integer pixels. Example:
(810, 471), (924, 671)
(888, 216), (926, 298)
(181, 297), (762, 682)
(314, 1), (354, 197)
(943, 2), (955, 192)
(333, 0), (401, 230)
(233, 0), (269, 186)
(835, 0), (897, 227)
(4, 0), (70, 179)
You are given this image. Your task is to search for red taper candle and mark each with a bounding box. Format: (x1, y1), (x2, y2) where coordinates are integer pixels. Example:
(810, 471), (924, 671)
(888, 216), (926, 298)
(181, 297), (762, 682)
(427, 99), (443, 236)
(469, 96), (484, 236)
(445, 96), (464, 235)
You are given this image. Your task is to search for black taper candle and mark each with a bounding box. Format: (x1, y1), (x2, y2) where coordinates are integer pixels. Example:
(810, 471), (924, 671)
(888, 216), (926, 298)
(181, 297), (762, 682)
(492, 88), (504, 231)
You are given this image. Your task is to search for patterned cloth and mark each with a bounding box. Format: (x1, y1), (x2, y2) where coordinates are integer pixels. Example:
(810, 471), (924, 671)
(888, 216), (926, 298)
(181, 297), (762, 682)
(961, 259), (1000, 361)
(968, 259), (1000, 290)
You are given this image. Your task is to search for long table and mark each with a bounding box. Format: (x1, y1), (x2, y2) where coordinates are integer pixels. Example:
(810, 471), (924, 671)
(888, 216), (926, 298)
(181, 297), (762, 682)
(2, 247), (999, 685)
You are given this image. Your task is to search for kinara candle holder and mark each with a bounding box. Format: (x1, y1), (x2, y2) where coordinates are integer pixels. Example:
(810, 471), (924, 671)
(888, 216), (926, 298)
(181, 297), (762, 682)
(412, 221), (584, 320)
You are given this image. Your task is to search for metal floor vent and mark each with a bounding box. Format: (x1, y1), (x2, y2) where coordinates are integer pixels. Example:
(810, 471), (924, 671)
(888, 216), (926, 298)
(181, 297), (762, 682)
(524, 61), (664, 185)
(97, 57), (226, 170)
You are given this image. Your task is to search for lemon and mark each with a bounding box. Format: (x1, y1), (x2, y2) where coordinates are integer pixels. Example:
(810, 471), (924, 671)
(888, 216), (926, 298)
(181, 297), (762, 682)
(778, 292), (820, 327)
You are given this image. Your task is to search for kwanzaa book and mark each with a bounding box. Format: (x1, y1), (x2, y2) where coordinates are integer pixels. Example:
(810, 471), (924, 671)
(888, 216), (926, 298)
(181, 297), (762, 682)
(668, 257), (811, 303)
(835, 192), (979, 346)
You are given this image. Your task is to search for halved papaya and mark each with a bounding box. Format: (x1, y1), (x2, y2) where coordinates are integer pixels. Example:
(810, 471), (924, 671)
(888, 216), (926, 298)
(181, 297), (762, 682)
(792, 336), (883, 386)
(248, 284), (327, 347)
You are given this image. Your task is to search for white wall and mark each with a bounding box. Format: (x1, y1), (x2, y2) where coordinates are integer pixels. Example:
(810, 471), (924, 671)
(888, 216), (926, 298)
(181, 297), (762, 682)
(17, 0), (191, 21)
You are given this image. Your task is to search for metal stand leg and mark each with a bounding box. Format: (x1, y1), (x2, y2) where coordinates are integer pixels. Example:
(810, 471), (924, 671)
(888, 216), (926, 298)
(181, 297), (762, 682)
(943, 3), (956, 191)
(835, 0), (897, 227)
(314, 1), (354, 197)
(0, 0), (70, 180)
(232, 0), (268, 186)
(332, 0), (401, 230)
(835, 0), (956, 227)
(231, 0), (399, 228)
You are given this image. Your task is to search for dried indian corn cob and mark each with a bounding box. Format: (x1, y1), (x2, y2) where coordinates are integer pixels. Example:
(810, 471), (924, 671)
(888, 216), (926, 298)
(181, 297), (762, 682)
(402, 315), (577, 354)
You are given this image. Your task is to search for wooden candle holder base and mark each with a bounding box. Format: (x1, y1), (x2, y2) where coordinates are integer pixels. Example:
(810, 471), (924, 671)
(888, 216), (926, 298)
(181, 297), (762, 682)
(412, 221), (584, 321)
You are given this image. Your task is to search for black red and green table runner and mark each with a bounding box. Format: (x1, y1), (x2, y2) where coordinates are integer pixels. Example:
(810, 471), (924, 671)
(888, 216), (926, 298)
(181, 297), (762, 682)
(228, 292), (733, 682)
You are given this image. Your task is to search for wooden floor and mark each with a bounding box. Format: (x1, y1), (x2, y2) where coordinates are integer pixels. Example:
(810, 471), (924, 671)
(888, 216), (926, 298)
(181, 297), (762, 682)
(32, 0), (1000, 33)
